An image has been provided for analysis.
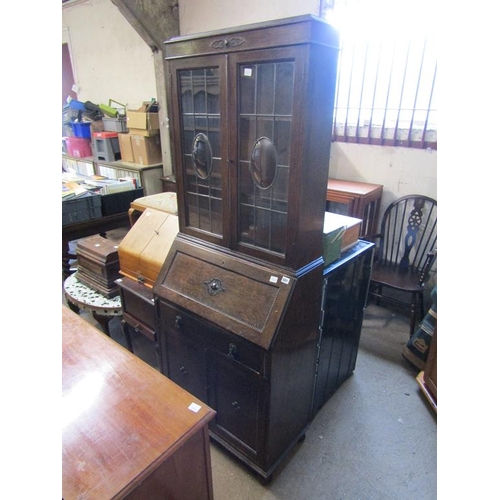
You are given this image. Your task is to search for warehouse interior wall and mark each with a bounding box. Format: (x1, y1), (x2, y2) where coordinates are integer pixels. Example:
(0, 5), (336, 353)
(61, 0), (437, 217)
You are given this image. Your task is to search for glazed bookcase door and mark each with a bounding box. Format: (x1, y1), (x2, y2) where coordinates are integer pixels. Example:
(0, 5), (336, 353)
(230, 48), (300, 264)
(168, 55), (231, 247)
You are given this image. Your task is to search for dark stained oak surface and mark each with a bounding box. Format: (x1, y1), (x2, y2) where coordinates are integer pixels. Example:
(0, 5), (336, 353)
(62, 306), (216, 499)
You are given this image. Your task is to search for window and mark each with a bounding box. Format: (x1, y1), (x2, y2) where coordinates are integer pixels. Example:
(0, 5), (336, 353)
(321, 0), (437, 149)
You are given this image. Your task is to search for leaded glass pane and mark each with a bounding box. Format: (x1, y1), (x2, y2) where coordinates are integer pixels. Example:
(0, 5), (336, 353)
(179, 67), (223, 237)
(237, 60), (294, 255)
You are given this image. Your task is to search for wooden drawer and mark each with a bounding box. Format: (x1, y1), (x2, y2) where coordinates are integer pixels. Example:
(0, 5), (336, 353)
(122, 311), (156, 342)
(117, 277), (155, 331)
(160, 301), (266, 376)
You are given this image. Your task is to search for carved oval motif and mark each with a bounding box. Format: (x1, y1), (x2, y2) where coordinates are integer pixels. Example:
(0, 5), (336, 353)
(192, 133), (213, 179)
(210, 36), (245, 49)
(250, 137), (277, 189)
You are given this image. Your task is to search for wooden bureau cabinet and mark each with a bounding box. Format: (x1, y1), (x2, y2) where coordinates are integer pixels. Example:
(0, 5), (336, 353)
(155, 15), (339, 481)
(154, 235), (324, 481)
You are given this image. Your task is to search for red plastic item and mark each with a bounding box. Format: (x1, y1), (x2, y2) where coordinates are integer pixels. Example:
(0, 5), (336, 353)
(92, 131), (119, 139)
(65, 137), (92, 158)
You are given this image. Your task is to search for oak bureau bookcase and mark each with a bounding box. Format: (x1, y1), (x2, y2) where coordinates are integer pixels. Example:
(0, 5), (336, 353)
(153, 15), (339, 481)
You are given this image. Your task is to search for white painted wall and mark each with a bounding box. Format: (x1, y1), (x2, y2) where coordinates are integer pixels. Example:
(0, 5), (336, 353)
(330, 143), (437, 216)
(178, 0), (321, 35)
(62, 0), (157, 110)
(62, 0), (437, 221)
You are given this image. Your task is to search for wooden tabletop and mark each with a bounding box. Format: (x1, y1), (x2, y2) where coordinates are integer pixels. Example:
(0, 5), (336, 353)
(327, 178), (383, 196)
(62, 306), (215, 499)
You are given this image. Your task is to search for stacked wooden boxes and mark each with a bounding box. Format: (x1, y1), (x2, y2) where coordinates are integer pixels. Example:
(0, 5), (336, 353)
(76, 235), (121, 298)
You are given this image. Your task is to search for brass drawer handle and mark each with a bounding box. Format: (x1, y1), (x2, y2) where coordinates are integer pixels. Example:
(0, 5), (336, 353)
(175, 315), (182, 329)
(227, 343), (238, 360)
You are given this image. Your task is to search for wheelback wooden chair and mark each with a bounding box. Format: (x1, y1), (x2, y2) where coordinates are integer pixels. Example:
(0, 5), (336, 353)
(368, 195), (437, 337)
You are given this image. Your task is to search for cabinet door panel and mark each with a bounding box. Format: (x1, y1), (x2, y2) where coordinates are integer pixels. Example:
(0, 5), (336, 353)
(233, 51), (299, 259)
(166, 327), (208, 404)
(168, 56), (230, 246)
(321, 247), (374, 399)
(207, 351), (267, 464)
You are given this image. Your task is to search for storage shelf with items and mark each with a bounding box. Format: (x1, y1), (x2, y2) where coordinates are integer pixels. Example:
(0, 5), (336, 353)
(62, 154), (96, 177)
(95, 160), (163, 196)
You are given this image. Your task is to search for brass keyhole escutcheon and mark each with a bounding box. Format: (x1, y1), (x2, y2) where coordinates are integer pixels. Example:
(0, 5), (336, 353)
(204, 278), (225, 296)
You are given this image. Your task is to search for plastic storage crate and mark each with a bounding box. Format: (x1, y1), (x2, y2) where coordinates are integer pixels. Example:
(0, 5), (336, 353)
(70, 121), (92, 139)
(103, 116), (128, 132)
(64, 137), (92, 158)
(62, 194), (102, 226)
(101, 188), (144, 216)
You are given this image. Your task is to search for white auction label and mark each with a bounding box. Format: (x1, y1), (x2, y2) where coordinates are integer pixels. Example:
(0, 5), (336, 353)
(188, 402), (201, 413)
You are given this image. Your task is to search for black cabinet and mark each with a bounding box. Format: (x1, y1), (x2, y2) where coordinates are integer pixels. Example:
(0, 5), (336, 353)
(312, 240), (375, 416)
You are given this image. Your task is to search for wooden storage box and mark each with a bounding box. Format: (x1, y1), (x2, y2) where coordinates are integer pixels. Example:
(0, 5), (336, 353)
(76, 234), (121, 297)
(118, 208), (179, 288)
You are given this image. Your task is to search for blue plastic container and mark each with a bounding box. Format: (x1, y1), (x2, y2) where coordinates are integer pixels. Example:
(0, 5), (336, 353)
(70, 121), (92, 139)
(68, 99), (86, 111)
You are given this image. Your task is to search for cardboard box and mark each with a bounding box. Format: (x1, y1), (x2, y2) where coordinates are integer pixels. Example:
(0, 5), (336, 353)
(131, 134), (162, 166)
(118, 133), (134, 162)
(126, 102), (159, 136)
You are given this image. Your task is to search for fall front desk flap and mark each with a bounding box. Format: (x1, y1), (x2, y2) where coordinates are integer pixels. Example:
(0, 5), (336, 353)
(154, 238), (296, 350)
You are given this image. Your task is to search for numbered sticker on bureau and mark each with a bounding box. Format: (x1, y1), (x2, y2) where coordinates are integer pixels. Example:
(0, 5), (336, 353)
(188, 402), (201, 413)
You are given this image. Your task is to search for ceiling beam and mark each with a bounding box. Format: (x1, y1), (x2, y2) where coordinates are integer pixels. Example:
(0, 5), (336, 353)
(111, 0), (179, 53)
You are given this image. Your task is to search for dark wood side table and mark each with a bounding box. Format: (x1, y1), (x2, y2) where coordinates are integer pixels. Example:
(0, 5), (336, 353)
(116, 276), (161, 367)
(326, 179), (383, 237)
(62, 306), (216, 500)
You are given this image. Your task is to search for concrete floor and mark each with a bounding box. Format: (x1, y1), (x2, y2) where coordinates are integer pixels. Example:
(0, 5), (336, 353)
(63, 231), (437, 499)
